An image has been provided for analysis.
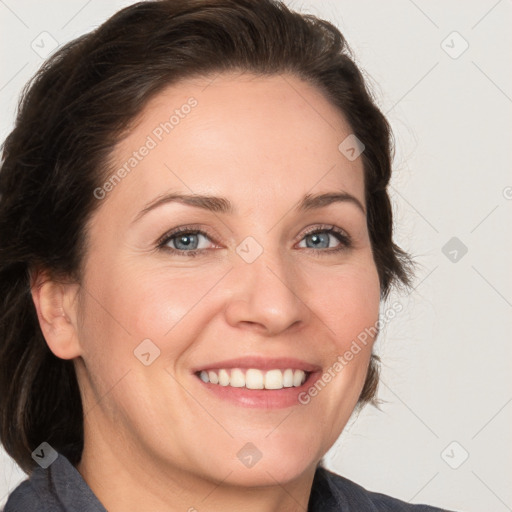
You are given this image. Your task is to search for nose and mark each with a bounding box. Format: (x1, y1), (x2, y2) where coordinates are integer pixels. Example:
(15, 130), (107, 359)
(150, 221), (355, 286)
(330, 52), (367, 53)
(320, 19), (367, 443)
(223, 248), (311, 336)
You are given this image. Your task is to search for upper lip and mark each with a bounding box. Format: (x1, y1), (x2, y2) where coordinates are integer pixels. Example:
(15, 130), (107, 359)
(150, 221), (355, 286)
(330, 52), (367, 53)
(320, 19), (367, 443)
(192, 356), (322, 373)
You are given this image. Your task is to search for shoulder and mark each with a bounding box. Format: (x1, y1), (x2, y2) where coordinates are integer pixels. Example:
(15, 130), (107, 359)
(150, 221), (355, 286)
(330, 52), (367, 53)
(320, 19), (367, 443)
(309, 466), (458, 512)
(2, 452), (106, 512)
(3, 477), (49, 512)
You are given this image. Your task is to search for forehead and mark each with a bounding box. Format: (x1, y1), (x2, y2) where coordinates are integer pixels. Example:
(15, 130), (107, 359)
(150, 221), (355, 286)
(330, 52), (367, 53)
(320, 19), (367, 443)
(105, 72), (365, 216)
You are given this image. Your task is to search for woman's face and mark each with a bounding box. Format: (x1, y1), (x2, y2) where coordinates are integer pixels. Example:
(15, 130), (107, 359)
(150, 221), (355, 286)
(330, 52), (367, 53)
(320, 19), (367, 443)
(73, 72), (380, 487)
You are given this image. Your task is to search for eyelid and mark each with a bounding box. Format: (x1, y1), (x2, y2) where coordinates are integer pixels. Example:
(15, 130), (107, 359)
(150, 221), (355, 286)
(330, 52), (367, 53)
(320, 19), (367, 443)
(155, 224), (219, 249)
(295, 223), (352, 251)
(297, 223), (349, 241)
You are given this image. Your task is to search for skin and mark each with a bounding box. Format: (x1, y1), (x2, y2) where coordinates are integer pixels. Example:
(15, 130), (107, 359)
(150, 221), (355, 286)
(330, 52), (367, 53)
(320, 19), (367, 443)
(32, 72), (381, 512)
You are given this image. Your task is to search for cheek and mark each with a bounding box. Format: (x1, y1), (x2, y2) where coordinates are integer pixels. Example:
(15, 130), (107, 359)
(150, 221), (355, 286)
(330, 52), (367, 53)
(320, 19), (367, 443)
(127, 266), (225, 335)
(306, 263), (380, 404)
(80, 262), (226, 361)
(311, 263), (381, 348)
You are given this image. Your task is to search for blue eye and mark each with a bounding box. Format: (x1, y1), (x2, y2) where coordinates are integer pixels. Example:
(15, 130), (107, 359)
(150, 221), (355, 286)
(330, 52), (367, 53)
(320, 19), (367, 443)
(157, 224), (352, 257)
(299, 229), (348, 250)
(168, 232), (205, 251)
(158, 228), (213, 257)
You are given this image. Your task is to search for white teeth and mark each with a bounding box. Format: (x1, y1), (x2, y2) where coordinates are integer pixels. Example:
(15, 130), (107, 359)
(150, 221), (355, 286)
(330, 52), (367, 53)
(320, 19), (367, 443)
(218, 369), (230, 386)
(264, 369), (283, 389)
(293, 369), (306, 387)
(198, 368), (308, 389)
(283, 368), (294, 387)
(229, 368), (245, 387)
(245, 369), (264, 389)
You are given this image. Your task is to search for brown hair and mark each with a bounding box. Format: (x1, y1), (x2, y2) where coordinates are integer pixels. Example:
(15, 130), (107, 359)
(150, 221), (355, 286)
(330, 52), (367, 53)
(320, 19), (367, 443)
(0, 0), (414, 474)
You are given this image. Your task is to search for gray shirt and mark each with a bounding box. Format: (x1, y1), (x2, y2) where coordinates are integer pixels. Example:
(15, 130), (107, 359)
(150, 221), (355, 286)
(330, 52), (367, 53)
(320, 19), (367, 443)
(2, 452), (457, 511)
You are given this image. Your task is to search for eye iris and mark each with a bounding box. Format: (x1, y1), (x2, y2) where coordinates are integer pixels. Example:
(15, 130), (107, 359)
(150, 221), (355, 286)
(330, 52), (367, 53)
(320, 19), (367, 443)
(175, 233), (198, 250)
(307, 232), (329, 249)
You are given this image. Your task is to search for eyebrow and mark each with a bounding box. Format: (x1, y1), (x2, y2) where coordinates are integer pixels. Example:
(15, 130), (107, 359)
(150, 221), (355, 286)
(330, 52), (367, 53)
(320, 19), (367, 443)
(132, 190), (366, 224)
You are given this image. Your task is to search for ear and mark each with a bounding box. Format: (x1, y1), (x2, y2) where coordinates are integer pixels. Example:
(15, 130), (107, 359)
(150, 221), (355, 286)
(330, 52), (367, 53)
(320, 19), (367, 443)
(30, 269), (83, 360)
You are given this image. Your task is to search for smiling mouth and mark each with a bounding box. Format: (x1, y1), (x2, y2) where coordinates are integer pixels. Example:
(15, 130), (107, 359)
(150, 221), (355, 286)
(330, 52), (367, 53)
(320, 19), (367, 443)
(195, 368), (310, 390)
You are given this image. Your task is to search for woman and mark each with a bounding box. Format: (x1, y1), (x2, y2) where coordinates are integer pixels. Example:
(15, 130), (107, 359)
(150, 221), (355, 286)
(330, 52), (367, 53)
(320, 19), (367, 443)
(0, 0), (457, 510)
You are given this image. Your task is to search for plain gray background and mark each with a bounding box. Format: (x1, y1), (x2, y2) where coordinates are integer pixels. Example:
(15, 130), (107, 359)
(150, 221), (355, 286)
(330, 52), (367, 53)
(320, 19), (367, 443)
(1, 1), (511, 511)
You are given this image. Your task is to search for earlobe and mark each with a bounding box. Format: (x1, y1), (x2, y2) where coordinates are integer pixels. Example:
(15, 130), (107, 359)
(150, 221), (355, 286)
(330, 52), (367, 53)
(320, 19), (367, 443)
(30, 271), (82, 360)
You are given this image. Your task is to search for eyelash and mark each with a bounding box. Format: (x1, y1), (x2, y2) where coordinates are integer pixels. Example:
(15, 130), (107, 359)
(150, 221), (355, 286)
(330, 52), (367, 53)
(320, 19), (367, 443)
(156, 223), (353, 258)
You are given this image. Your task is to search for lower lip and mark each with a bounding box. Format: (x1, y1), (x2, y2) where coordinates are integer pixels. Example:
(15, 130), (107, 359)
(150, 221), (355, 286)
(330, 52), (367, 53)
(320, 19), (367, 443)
(194, 371), (321, 409)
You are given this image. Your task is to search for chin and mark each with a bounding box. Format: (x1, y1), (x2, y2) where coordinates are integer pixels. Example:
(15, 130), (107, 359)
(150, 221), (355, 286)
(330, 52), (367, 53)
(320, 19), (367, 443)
(211, 430), (323, 487)
(224, 455), (318, 488)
